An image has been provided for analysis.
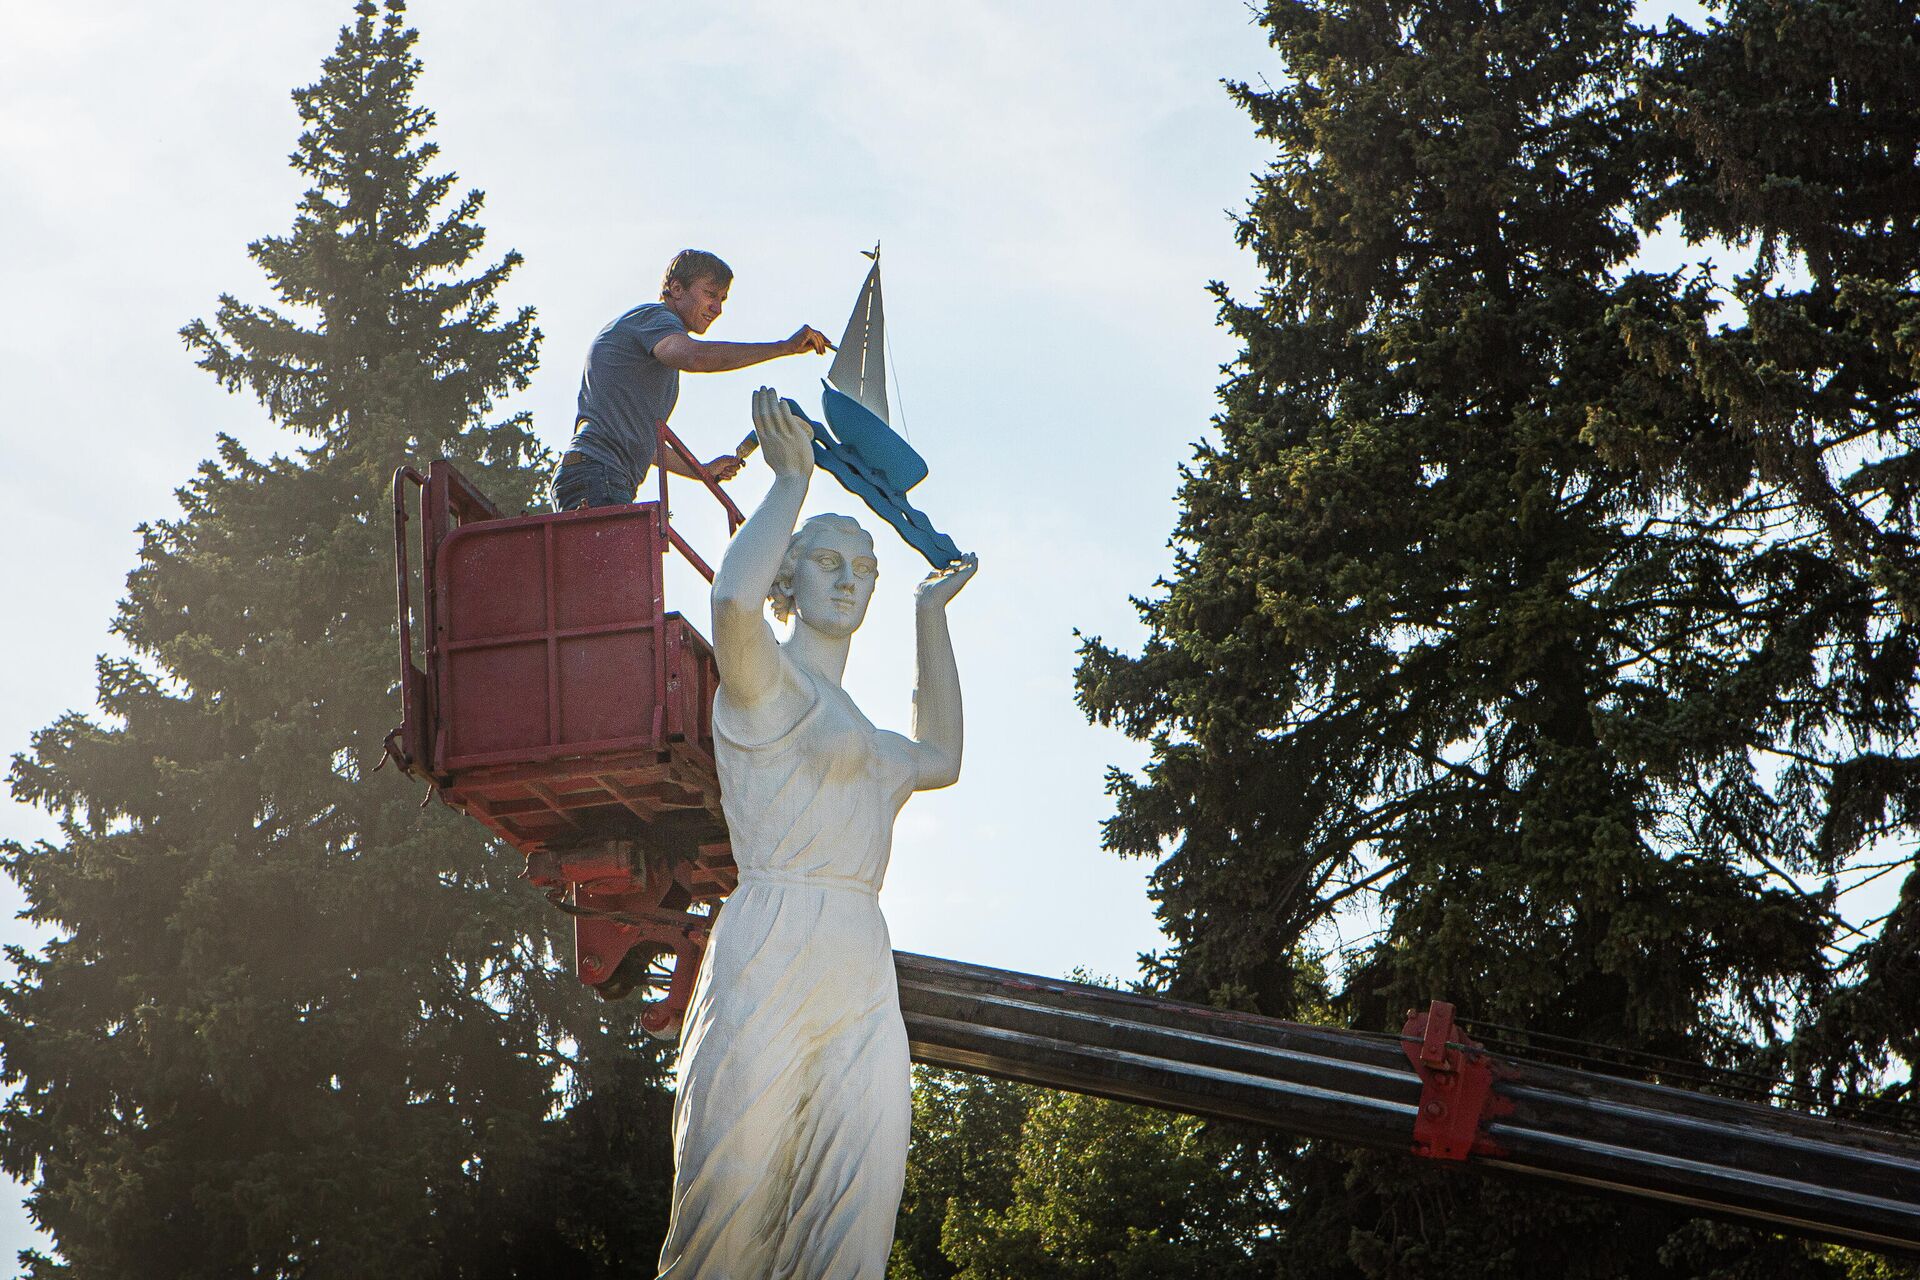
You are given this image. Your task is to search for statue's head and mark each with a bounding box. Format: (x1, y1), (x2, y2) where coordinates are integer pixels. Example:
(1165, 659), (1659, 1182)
(769, 514), (877, 639)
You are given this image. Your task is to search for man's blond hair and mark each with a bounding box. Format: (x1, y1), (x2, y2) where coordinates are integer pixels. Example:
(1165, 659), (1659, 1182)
(660, 249), (733, 299)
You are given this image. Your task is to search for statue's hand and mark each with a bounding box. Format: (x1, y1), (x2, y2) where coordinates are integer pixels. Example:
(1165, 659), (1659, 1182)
(752, 386), (814, 480)
(916, 553), (979, 610)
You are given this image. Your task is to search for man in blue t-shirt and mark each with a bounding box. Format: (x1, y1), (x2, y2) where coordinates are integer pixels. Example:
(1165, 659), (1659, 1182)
(553, 249), (831, 511)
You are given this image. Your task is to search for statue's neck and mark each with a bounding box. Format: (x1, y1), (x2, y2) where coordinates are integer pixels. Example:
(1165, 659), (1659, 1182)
(785, 625), (851, 686)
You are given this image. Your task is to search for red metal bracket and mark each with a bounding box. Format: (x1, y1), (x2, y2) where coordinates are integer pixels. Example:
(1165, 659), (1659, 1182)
(385, 467), (430, 779)
(657, 419), (746, 535)
(523, 839), (725, 1038)
(1400, 1000), (1508, 1161)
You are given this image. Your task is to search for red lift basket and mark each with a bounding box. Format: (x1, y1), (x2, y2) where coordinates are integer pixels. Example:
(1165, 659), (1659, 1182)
(384, 432), (742, 1034)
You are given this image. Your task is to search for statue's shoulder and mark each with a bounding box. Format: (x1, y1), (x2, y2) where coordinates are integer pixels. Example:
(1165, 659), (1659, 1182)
(715, 649), (820, 752)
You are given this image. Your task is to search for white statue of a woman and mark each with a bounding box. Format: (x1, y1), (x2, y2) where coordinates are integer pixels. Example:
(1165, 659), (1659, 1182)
(656, 386), (977, 1279)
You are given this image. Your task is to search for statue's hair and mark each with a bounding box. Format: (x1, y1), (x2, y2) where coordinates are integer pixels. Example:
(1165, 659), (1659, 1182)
(769, 514), (874, 623)
(660, 249), (733, 299)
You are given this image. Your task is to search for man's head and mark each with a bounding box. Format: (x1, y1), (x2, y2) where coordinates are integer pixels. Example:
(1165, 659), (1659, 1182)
(660, 249), (733, 335)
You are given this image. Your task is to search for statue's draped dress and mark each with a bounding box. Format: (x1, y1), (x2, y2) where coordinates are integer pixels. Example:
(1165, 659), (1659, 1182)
(657, 658), (917, 1279)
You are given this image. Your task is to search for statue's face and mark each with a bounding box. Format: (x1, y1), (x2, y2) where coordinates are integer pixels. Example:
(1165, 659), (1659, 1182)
(790, 525), (877, 639)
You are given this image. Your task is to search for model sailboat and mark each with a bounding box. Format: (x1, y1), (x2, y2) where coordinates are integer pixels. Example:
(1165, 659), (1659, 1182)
(788, 248), (963, 569)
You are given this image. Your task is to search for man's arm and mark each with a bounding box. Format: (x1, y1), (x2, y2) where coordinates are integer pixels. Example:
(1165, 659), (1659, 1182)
(660, 448), (743, 483)
(653, 326), (830, 374)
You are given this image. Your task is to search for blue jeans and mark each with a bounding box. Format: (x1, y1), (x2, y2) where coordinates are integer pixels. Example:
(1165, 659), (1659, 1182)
(552, 452), (640, 512)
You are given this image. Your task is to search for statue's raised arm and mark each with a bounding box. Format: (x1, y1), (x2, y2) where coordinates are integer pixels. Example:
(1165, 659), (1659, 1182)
(708, 387), (818, 743)
(906, 551), (977, 790)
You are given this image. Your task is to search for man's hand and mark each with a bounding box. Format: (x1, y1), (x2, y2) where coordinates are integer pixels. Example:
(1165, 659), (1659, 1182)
(916, 553), (979, 611)
(752, 387), (815, 480)
(785, 326), (831, 356)
(704, 454), (744, 482)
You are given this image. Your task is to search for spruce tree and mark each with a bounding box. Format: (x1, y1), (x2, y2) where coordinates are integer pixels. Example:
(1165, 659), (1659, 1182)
(1, 4), (672, 1275)
(1622, 0), (1920, 1113)
(1076, 0), (1907, 1274)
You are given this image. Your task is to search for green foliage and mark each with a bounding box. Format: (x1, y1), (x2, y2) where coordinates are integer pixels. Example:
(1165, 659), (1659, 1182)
(1624, 0), (1920, 1098)
(1074, 0), (1917, 1274)
(890, 1069), (1278, 1280)
(0, 3), (673, 1275)
(891, 1069), (1032, 1280)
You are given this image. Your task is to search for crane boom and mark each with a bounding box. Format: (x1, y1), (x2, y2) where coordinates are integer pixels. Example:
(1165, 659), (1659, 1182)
(895, 951), (1920, 1258)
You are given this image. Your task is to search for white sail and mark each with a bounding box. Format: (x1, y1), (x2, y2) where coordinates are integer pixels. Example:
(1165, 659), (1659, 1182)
(827, 248), (888, 425)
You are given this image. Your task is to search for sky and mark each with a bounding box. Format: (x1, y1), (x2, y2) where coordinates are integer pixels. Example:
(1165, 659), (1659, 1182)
(0, 0), (1277, 1262)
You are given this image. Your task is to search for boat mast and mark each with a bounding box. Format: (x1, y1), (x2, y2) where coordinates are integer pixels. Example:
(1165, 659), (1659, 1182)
(828, 244), (888, 424)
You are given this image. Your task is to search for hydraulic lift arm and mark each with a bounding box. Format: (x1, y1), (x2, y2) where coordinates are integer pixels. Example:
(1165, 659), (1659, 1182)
(894, 951), (1920, 1259)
